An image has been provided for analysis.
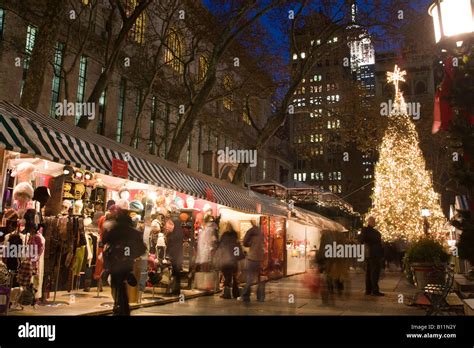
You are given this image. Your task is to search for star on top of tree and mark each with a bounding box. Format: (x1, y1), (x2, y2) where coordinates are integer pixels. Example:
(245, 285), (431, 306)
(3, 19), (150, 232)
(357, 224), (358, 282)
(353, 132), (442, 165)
(386, 64), (407, 101)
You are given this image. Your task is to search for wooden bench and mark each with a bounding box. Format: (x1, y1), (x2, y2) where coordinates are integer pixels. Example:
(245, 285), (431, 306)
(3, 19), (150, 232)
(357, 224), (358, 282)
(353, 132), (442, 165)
(423, 266), (460, 316)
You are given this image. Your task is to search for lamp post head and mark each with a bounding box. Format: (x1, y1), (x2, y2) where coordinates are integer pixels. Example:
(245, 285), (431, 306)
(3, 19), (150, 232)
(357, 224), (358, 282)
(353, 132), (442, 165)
(428, 0), (474, 51)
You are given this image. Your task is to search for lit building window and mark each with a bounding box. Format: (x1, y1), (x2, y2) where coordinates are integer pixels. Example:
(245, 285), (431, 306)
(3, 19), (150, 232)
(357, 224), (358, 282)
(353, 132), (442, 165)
(20, 24), (37, 97)
(49, 42), (64, 118)
(126, 0), (146, 44)
(242, 108), (252, 126)
(223, 74), (233, 111)
(116, 78), (126, 143)
(75, 55), (88, 125)
(198, 55), (208, 82)
(165, 29), (184, 73)
(0, 8), (5, 39)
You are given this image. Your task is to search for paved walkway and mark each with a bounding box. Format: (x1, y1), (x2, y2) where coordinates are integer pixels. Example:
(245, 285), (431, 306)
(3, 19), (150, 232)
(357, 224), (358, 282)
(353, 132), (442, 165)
(133, 269), (426, 316)
(7, 286), (211, 316)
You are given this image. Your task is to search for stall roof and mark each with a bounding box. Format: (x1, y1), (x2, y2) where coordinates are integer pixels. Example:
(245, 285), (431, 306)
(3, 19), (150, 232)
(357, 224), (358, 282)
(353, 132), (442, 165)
(293, 206), (347, 232)
(0, 101), (347, 232)
(0, 101), (258, 214)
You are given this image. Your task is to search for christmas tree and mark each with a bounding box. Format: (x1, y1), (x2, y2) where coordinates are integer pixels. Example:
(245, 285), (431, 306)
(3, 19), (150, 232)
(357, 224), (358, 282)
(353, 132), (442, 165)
(367, 65), (446, 242)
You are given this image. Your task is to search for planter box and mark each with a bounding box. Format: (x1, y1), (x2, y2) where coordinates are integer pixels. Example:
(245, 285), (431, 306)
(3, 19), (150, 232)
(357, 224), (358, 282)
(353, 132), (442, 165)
(411, 263), (444, 290)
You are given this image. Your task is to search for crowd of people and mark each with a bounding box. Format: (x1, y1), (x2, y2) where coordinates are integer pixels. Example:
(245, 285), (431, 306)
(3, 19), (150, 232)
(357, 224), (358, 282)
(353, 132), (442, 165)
(99, 201), (393, 315)
(311, 216), (390, 305)
(98, 204), (266, 315)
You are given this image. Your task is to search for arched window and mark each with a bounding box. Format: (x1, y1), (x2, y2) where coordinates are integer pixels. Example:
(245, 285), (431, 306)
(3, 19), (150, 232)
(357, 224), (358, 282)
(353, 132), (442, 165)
(165, 29), (183, 73)
(126, 0), (146, 44)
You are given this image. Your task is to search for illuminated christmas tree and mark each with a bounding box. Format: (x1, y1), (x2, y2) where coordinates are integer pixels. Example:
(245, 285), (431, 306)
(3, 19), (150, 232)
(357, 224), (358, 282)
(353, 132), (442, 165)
(367, 65), (446, 242)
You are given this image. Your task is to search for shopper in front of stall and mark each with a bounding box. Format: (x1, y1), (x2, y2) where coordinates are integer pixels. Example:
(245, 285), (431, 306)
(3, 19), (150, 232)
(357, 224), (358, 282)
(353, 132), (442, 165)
(214, 222), (244, 299)
(165, 217), (184, 295)
(103, 208), (146, 316)
(195, 213), (218, 272)
(241, 220), (265, 303)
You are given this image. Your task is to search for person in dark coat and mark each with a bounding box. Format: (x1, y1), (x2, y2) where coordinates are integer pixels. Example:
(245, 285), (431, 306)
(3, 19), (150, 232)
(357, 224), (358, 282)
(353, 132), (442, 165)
(103, 209), (146, 315)
(165, 217), (184, 295)
(241, 220), (264, 303)
(215, 222), (243, 299)
(359, 216), (384, 296)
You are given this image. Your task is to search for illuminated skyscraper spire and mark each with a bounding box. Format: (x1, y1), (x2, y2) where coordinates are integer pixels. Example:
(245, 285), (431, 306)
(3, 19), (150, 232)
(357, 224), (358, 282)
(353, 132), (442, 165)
(351, 0), (357, 24)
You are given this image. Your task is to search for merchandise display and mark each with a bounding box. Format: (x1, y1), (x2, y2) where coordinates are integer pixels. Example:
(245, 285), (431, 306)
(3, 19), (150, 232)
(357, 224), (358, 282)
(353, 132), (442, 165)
(0, 150), (333, 313)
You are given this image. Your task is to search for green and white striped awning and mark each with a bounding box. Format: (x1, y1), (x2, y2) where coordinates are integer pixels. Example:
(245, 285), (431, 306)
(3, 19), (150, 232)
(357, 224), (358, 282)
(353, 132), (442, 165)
(0, 101), (271, 214)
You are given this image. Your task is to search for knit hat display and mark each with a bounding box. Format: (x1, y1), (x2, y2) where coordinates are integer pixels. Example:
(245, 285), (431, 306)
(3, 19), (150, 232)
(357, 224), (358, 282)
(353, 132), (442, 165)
(129, 200), (144, 213)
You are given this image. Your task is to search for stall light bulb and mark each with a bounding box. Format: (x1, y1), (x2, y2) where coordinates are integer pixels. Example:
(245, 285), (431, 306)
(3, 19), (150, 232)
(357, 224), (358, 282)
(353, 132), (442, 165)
(456, 40), (463, 47)
(148, 191), (157, 201)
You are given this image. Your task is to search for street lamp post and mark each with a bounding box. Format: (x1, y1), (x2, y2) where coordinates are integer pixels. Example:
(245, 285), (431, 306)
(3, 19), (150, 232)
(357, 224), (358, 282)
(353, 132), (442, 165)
(422, 208), (431, 235)
(428, 0), (474, 52)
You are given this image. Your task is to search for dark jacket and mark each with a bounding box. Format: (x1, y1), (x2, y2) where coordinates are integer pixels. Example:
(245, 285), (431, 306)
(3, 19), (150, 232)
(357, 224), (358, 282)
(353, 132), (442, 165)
(103, 214), (146, 273)
(215, 230), (243, 269)
(166, 218), (184, 267)
(360, 226), (383, 259)
(243, 225), (264, 262)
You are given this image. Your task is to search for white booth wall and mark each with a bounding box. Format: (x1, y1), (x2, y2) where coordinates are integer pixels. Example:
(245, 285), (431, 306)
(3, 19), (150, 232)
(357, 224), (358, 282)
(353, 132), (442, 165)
(286, 220), (321, 275)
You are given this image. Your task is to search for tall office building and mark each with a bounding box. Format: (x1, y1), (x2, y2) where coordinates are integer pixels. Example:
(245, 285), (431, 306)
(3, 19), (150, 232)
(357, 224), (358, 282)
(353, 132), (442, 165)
(289, 2), (376, 213)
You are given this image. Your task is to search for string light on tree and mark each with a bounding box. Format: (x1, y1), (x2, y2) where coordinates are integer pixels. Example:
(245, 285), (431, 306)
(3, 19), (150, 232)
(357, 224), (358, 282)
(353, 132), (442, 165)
(367, 65), (446, 242)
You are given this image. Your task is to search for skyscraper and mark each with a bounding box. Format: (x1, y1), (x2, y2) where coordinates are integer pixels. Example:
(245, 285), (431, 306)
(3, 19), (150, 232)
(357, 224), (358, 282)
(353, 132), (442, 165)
(289, 1), (376, 213)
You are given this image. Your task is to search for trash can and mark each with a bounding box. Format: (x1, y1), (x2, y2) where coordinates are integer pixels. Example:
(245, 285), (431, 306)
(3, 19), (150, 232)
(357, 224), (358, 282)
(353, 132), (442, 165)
(0, 286), (11, 316)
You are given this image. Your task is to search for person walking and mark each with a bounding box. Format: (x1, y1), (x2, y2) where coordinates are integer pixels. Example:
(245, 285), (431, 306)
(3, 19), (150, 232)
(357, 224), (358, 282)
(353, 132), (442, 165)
(195, 214), (218, 272)
(214, 222), (243, 299)
(165, 217), (184, 295)
(103, 209), (146, 316)
(240, 220), (264, 303)
(360, 216), (384, 296)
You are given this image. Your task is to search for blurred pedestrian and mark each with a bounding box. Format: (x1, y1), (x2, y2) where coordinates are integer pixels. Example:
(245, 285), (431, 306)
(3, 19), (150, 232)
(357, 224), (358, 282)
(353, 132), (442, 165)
(241, 220), (264, 303)
(317, 230), (352, 305)
(195, 213), (218, 272)
(165, 217), (184, 295)
(103, 209), (146, 315)
(214, 222), (244, 299)
(360, 216), (384, 296)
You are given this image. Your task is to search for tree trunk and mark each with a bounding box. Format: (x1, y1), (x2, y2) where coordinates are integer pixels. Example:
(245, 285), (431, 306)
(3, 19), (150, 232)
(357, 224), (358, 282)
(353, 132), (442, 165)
(76, 0), (152, 129)
(165, 72), (217, 162)
(19, 0), (66, 111)
(232, 109), (287, 186)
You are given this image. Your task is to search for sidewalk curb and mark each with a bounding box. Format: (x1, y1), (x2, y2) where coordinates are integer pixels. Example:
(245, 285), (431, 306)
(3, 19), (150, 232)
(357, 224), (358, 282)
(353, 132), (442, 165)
(81, 289), (218, 316)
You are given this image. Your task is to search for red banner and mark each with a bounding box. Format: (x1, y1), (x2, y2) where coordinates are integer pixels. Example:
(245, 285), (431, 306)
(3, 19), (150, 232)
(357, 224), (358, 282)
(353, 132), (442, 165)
(112, 158), (128, 178)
